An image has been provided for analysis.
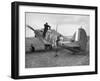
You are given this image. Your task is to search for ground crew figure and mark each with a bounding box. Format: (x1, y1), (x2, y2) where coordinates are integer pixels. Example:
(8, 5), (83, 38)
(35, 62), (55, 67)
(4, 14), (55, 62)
(56, 36), (60, 46)
(54, 35), (63, 57)
(56, 35), (63, 46)
(43, 22), (51, 38)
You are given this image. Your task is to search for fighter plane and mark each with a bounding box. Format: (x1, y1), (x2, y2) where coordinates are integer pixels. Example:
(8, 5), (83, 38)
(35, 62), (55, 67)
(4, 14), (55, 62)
(27, 25), (88, 53)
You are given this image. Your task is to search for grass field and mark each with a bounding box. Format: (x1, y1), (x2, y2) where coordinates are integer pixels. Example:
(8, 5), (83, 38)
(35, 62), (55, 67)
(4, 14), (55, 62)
(25, 37), (89, 68)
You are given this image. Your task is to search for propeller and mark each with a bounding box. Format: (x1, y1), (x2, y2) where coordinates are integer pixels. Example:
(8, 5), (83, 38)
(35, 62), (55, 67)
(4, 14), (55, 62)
(26, 25), (35, 31)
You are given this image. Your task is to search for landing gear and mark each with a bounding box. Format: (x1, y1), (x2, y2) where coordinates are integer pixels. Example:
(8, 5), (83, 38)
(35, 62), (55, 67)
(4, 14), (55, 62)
(30, 44), (35, 52)
(45, 44), (52, 50)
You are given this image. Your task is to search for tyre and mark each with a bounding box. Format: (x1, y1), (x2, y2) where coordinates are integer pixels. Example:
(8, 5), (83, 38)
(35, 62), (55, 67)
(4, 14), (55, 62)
(45, 44), (52, 50)
(31, 44), (35, 52)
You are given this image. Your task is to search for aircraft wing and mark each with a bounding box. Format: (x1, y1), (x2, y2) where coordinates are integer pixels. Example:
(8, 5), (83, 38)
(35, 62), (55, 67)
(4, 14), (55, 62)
(59, 41), (80, 47)
(58, 41), (81, 52)
(41, 38), (52, 45)
(27, 25), (52, 45)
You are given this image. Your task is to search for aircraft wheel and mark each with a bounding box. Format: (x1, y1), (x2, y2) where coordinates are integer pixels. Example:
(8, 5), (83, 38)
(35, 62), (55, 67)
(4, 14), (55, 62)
(31, 44), (35, 52)
(45, 45), (48, 50)
(45, 45), (52, 50)
(49, 45), (52, 49)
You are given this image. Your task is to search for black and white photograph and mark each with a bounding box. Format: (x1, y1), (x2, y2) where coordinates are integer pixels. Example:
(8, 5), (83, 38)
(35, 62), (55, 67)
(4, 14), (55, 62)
(11, 2), (97, 79)
(25, 12), (90, 68)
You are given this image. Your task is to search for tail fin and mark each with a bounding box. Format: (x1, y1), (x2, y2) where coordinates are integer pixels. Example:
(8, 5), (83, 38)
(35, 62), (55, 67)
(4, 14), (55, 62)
(78, 28), (88, 51)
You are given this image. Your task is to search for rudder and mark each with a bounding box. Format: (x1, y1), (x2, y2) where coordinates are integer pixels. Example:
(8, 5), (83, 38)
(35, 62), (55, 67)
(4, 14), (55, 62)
(78, 28), (88, 51)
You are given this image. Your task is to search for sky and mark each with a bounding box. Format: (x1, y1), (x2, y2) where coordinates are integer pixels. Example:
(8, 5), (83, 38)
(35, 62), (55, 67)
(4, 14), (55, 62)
(25, 12), (90, 37)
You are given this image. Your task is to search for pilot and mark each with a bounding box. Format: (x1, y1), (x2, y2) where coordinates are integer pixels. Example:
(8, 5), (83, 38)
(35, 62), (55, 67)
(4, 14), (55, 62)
(43, 22), (51, 38)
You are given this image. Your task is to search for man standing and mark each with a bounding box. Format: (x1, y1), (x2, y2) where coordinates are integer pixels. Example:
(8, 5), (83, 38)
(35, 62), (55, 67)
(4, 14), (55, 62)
(43, 22), (51, 38)
(56, 35), (63, 46)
